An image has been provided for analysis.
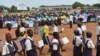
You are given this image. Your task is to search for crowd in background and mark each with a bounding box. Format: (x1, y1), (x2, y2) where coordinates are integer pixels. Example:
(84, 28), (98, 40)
(0, 9), (100, 28)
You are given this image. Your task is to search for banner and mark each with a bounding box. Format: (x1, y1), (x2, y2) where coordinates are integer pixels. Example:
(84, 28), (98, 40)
(11, 20), (18, 27)
(17, 3), (27, 10)
(28, 20), (34, 27)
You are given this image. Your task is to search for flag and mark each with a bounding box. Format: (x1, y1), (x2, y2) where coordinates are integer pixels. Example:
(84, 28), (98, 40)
(17, 3), (27, 10)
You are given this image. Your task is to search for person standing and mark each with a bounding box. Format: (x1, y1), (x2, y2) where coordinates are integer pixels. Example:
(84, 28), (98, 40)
(2, 34), (18, 56)
(73, 30), (83, 56)
(25, 29), (38, 56)
(96, 22), (100, 56)
(69, 14), (73, 28)
(51, 38), (61, 56)
(19, 25), (26, 56)
(83, 31), (95, 56)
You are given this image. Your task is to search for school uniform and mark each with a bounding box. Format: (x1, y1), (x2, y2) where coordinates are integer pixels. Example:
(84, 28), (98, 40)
(69, 15), (73, 28)
(2, 42), (17, 56)
(51, 39), (61, 56)
(77, 27), (83, 38)
(83, 38), (95, 56)
(96, 40), (100, 56)
(96, 26), (100, 43)
(53, 26), (60, 39)
(73, 36), (83, 56)
(25, 37), (38, 56)
(19, 27), (26, 49)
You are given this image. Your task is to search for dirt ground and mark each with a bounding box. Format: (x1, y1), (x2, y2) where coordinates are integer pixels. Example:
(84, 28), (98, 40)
(0, 22), (98, 56)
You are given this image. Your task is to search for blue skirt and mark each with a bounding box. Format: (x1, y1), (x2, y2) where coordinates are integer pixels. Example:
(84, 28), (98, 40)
(20, 38), (26, 49)
(26, 49), (38, 56)
(73, 46), (82, 56)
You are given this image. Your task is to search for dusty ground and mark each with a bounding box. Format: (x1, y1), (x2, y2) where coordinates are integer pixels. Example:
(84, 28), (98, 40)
(0, 22), (98, 56)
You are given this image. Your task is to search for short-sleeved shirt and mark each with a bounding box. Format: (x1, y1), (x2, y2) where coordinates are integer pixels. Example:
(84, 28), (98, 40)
(43, 25), (49, 36)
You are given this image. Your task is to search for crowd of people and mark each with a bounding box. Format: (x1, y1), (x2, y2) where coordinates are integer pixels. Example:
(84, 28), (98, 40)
(0, 9), (100, 56)
(0, 9), (100, 28)
(0, 21), (100, 56)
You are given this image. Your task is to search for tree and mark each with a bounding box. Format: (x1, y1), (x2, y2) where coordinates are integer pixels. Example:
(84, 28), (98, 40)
(93, 3), (100, 8)
(27, 7), (30, 11)
(9, 5), (17, 12)
(72, 2), (85, 9)
(40, 5), (45, 7)
(0, 5), (9, 11)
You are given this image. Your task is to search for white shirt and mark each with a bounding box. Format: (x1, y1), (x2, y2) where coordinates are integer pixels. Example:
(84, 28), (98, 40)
(85, 38), (95, 48)
(25, 37), (34, 51)
(77, 27), (82, 35)
(96, 26), (100, 35)
(2, 42), (14, 55)
(74, 36), (83, 47)
(52, 38), (59, 43)
(69, 15), (73, 21)
(52, 39), (59, 50)
(53, 26), (58, 32)
(20, 27), (25, 32)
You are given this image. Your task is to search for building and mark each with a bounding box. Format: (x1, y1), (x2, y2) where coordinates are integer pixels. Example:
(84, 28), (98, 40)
(39, 5), (72, 12)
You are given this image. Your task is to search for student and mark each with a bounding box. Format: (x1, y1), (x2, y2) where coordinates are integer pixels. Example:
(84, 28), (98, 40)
(15, 25), (21, 39)
(96, 22), (100, 43)
(52, 23), (65, 51)
(96, 22), (100, 56)
(77, 22), (83, 37)
(83, 31), (95, 56)
(25, 29), (38, 56)
(69, 14), (73, 28)
(19, 26), (26, 56)
(6, 23), (12, 36)
(41, 23), (51, 53)
(2, 34), (18, 56)
(73, 30), (83, 56)
(51, 38), (61, 56)
(43, 23), (50, 45)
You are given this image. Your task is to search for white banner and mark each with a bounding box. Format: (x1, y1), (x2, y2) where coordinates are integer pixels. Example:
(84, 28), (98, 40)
(17, 3), (27, 10)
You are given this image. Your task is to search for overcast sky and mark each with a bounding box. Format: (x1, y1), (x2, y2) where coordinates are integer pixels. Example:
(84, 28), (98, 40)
(0, 0), (100, 8)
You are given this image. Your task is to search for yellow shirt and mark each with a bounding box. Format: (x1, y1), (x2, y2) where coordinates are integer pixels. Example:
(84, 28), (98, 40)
(43, 25), (49, 36)
(61, 15), (66, 20)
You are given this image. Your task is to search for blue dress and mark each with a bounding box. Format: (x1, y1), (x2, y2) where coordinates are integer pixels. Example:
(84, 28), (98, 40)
(83, 40), (92, 56)
(73, 37), (82, 56)
(26, 39), (38, 56)
(51, 43), (61, 56)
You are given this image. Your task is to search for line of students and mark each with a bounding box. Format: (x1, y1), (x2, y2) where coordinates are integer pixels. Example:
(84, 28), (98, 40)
(2, 22), (100, 56)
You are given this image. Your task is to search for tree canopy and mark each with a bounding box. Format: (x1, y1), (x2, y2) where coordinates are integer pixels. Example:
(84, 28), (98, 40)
(72, 2), (85, 9)
(93, 3), (100, 8)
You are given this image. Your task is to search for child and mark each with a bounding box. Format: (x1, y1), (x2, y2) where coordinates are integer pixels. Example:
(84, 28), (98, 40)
(15, 25), (21, 39)
(96, 22), (100, 56)
(77, 22), (83, 37)
(40, 23), (51, 53)
(96, 22), (100, 43)
(2, 34), (18, 56)
(19, 26), (26, 56)
(51, 38), (61, 56)
(83, 31), (95, 56)
(52, 23), (65, 51)
(25, 29), (38, 56)
(73, 30), (83, 56)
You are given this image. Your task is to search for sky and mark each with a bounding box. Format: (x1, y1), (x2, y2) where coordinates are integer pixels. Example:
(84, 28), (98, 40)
(0, 0), (100, 8)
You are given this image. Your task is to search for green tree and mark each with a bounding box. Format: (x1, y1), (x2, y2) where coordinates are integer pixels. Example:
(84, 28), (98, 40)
(0, 5), (9, 11)
(93, 3), (100, 8)
(72, 2), (85, 9)
(9, 5), (17, 12)
(27, 7), (30, 11)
